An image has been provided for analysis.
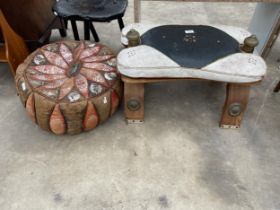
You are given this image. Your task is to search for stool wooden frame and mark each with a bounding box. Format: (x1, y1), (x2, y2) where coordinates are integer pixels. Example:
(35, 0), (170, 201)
(122, 34), (260, 128)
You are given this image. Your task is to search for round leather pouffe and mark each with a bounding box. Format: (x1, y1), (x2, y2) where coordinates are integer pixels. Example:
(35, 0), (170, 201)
(15, 41), (122, 135)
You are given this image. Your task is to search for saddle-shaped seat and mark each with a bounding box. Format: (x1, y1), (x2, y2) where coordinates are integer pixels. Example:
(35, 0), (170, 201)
(117, 23), (267, 128)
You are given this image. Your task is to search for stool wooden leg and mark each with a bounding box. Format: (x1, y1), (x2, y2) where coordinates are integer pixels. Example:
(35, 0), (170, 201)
(84, 21), (90, 40)
(89, 22), (100, 42)
(64, 19), (68, 29)
(118, 18), (125, 30)
(274, 81), (280, 92)
(220, 83), (250, 128)
(70, 20), (80, 40)
(58, 18), (67, 37)
(124, 82), (144, 123)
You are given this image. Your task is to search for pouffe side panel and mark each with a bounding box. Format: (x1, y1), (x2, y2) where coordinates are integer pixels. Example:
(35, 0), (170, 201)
(26, 93), (36, 123)
(16, 78), (32, 107)
(111, 79), (123, 115)
(49, 104), (66, 135)
(16, 62), (33, 106)
(34, 93), (56, 132)
(15, 63), (26, 81)
(90, 91), (111, 124)
(110, 90), (119, 116)
(60, 100), (88, 135)
(112, 79), (123, 100)
(83, 102), (99, 131)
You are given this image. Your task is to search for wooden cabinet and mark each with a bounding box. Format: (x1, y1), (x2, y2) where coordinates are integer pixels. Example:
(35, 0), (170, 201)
(0, 0), (64, 51)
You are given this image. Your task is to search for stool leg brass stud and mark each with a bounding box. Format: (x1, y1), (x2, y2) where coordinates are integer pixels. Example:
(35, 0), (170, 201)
(220, 84), (250, 128)
(220, 35), (259, 128)
(124, 82), (144, 123)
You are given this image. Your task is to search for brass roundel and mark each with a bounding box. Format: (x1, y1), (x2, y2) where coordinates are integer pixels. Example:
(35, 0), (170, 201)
(127, 99), (141, 111)
(242, 35), (259, 53)
(126, 29), (140, 47)
(228, 103), (242, 117)
(244, 35), (259, 48)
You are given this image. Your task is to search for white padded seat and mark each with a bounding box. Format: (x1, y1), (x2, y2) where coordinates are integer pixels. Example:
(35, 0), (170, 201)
(118, 23), (266, 83)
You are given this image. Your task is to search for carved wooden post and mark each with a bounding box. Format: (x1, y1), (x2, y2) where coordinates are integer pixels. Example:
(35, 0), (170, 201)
(269, 34), (280, 91)
(220, 35), (259, 128)
(134, 0), (141, 23)
(274, 82), (280, 92)
(123, 29), (144, 123)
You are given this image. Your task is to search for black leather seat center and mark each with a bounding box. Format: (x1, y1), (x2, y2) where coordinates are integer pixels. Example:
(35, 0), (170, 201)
(140, 25), (240, 68)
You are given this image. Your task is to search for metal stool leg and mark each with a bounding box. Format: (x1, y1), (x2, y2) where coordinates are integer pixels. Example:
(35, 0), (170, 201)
(89, 22), (100, 42)
(84, 21), (90, 40)
(70, 20), (80, 40)
(58, 18), (67, 37)
(64, 19), (68, 29)
(117, 17), (124, 30)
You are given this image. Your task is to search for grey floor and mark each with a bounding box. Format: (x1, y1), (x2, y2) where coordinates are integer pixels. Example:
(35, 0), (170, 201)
(1, 1), (280, 210)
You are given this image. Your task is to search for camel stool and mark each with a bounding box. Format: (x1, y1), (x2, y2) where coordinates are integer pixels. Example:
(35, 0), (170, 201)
(117, 24), (267, 128)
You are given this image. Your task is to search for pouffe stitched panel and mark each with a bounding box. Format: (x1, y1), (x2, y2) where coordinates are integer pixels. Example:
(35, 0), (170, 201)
(15, 41), (122, 135)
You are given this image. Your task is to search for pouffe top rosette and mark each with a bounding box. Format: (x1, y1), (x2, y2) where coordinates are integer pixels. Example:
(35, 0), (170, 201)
(16, 41), (122, 135)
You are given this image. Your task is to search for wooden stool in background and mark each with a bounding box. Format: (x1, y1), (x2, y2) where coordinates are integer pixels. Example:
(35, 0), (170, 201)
(53, 0), (128, 42)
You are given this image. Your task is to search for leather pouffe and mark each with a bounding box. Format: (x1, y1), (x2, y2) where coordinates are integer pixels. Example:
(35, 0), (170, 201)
(15, 41), (122, 135)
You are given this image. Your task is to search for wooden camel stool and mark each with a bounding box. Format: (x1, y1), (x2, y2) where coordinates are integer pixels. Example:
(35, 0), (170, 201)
(117, 24), (267, 128)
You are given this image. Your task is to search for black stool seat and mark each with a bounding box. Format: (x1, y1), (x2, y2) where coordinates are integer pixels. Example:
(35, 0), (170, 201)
(53, 0), (127, 21)
(141, 25), (240, 68)
(53, 0), (128, 42)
